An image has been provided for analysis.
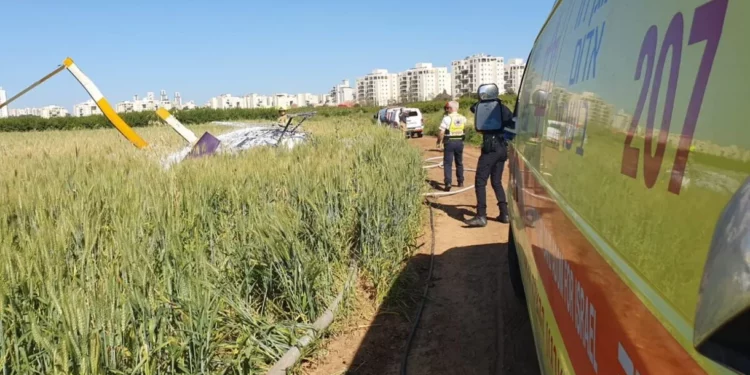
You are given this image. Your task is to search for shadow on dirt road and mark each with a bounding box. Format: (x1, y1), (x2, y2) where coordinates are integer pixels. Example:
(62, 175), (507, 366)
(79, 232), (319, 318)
(302, 137), (540, 375)
(342, 240), (541, 375)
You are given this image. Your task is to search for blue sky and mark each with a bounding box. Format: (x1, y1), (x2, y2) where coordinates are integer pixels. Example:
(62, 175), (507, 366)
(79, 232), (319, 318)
(1, 0), (554, 110)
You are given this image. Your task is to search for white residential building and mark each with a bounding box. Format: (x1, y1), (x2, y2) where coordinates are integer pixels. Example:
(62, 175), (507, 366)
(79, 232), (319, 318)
(244, 94), (270, 109)
(159, 90), (173, 110)
(296, 93), (320, 107)
(40, 105), (69, 119)
(271, 93), (299, 109)
(398, 63), (451, 103)
(208, 94), (244, 110)
(9, 108), (42, 117)
(452, 54), (505, 97)
(73, 100), (103, 117)
(330, 80), (355, 105)
(356, 69), (399, 106)
(0, 87), (8, 118)
(182, 101), (197, 110)
(505, 58), (526, 94)
(319, 94), (332, 106)
(116, 91), (171, 113)
(173, 92), (183, 109)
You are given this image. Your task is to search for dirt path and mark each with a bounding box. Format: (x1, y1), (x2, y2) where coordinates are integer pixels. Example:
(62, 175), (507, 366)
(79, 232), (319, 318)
(302, 136), (540, 375)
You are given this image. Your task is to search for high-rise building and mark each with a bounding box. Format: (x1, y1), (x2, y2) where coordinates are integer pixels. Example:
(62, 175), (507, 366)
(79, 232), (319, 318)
(244, 94), (269, 109)
(174, 92), (183, 108)
(40, 105), (69, 119)
(330, 80), (355, 105)
(116, 91), (173, 113)
(451, 54), (505, 97)
(296, 93), (320, 107)
(73, 100), (103, 117)
(398, 63), (451, 103)
(505, 58), (525, 94)
(0, 87), (8, 118)
(356, 69), (399, 106)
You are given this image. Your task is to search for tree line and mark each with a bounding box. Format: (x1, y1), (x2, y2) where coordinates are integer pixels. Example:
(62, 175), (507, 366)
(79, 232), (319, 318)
(0, 94), (517, 133)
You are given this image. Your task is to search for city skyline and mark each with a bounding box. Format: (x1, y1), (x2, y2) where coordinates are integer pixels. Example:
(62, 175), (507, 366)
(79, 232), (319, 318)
(0, 53), (524, 118)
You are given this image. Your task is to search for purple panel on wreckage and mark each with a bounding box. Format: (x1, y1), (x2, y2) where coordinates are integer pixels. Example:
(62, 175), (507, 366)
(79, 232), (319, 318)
(187, 132), (221, 159)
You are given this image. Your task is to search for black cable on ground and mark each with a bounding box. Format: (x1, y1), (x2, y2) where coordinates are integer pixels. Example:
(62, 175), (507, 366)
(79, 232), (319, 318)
(400, 199), (437, 375)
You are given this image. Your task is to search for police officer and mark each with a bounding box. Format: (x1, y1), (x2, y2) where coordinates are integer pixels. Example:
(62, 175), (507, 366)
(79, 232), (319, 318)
(276, 109), (289, 127)
(466, 99), (515, 227)
(437, 101), (467, 192)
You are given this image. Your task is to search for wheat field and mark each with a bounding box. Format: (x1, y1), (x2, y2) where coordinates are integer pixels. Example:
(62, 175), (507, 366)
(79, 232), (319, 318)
(0, 117), (424, 374)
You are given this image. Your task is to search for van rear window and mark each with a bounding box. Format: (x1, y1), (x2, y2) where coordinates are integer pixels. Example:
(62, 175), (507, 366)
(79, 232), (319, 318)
(405, 111), (419, 117)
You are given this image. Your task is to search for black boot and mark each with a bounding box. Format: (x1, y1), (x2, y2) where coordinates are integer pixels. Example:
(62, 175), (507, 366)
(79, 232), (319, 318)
(466, 215), (488, 228)
(444, 183), (451, 192)
(498, 203), (509, 224)
(458, 181), (464, 188)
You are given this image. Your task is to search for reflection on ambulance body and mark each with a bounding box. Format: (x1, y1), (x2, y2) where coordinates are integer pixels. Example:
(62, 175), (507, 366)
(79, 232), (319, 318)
(508, 0), (750, 374)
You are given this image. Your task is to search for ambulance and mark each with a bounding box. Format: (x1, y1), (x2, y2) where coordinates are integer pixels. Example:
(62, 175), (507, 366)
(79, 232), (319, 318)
(505, 0), (750, 374)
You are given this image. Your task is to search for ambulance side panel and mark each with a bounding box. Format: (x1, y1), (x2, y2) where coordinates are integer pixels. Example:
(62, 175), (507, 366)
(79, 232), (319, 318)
(510, 0), (749, 373)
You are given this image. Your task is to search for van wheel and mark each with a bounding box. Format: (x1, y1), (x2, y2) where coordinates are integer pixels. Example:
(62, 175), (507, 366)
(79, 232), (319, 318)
(418, 133), (423, 138)
(508, 223), (526, 301)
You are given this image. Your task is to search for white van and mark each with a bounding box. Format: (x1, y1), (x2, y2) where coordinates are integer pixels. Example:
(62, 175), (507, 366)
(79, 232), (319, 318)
(400, 108), (423, 138)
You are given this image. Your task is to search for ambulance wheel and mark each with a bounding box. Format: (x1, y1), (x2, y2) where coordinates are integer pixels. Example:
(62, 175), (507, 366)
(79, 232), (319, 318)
(508, 223), (526, 301)
(417, 133), (423, 138)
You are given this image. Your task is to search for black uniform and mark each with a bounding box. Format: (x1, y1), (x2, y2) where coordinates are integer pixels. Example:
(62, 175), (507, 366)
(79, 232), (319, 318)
(444, 140), (464, 189)
(475, 131), (508, 218)
(469, 101), (515, 225)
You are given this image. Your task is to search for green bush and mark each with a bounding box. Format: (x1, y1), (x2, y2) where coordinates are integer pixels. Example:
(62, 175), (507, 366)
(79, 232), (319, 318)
(0, 106), (381, 133)
(0, 95), (519, 134)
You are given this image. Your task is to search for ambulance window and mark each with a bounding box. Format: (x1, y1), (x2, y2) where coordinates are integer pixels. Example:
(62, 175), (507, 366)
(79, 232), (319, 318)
(694, 178), (750, 374)
(696, 314), (750, 374)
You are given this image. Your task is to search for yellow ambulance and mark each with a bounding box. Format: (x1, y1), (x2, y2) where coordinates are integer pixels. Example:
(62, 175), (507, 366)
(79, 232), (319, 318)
(507, 0), (750, 374)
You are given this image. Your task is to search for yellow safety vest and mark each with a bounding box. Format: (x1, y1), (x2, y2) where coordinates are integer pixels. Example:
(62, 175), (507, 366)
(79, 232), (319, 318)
(446, 113), (466, 140)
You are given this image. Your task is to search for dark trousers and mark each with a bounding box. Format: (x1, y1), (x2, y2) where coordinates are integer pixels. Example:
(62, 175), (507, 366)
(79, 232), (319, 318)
(475, 138), (508, 217)
(443, 140), (464, 186)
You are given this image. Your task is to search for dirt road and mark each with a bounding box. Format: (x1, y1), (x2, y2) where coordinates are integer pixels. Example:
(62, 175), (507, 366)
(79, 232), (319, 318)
(302, 136), (540, 375)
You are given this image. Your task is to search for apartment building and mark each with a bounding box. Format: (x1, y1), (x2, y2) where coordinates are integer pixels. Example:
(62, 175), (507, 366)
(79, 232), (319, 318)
(356, 69), (399, 106)
(0, 87), (8, 118)
(208, 92), (322, 110)
(173, 92), (183, 109)
(330, 80), (355, 105)
(9, 108), (40, 117)
(296, 93), (320, 107)
(244, 94), (271, 109)
(116, 92), (166, 113)
(452, 54), (505, 97)
(505, 58), (525, 94)
(40, 105), (69, 118)
(319, 94), (332, 106)
(398, 63), (451, 103)
(208, 94), (244, 109)
(73, 100), (103, 117)
(272, 93), (297, 109)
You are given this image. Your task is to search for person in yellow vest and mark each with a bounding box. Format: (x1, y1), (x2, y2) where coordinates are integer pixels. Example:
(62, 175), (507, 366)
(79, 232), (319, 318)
(437, 101), (468, 192)
(276, 109), (289, 127)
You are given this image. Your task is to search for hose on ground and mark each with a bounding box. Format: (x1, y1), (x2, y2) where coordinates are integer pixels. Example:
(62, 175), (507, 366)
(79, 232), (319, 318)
(401, 200), (436, 375)
(401, 155), (477, 374)
(265, 262), (358, 375)
(422, 156), (478, 198)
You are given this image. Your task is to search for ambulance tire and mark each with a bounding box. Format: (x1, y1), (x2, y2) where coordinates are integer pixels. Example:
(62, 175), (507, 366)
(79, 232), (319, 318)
(508, 223), (526, 302)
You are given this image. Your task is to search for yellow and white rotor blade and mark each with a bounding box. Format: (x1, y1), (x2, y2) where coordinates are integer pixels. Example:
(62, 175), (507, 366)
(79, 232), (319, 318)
(63, 57), (148, 149)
